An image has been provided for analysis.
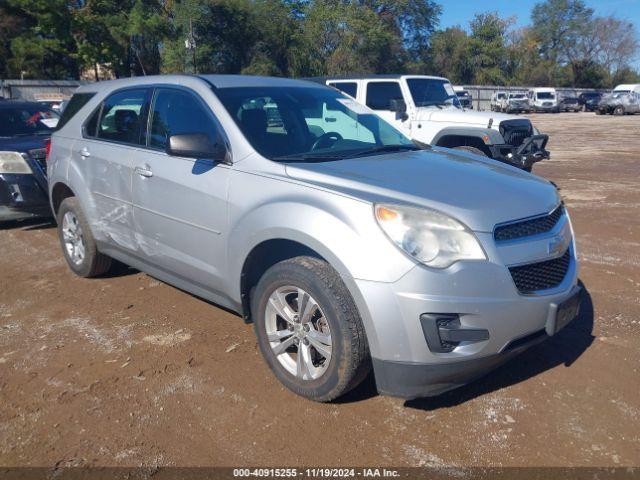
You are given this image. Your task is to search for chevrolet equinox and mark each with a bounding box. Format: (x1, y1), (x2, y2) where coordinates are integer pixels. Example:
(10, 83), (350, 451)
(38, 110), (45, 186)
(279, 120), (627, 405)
(48, 75), (581, 401)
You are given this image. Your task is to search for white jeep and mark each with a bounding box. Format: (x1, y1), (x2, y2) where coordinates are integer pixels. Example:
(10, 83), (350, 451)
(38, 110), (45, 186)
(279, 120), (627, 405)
(317, 75), (549, 171)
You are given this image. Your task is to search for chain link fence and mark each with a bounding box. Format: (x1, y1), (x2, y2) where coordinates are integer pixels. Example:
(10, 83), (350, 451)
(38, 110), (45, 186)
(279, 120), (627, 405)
(459, 85), (610, 111)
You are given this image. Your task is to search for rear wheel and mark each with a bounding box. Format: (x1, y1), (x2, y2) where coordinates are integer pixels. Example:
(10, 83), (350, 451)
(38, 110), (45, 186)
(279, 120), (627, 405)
(57, 197), (112, 277)
(251, 256), (370, 402)
(613, 105), (625, 116)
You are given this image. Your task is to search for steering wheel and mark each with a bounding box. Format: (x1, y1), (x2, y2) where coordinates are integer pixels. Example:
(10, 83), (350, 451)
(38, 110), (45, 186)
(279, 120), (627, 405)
(311, 132), (343, 151)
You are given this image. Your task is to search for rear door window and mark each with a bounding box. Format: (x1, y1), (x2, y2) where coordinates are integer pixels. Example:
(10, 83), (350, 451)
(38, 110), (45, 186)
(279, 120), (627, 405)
(97, 89), (148, 145)
(148, 88), (218, 151)
(365, 82), (403, 111)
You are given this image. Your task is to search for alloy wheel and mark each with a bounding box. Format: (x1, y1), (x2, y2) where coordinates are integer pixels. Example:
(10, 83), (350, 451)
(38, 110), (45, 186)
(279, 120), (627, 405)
(264, 286), (332, 380)
(61, 211), (86, 266)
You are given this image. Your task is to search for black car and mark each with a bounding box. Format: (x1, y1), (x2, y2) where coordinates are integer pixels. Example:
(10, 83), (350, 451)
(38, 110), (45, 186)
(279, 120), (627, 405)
(455, 89), (473, 109)
(578, 92), (603, 112)
(0, 101), (59, 222)
(559, 96), (581, 112)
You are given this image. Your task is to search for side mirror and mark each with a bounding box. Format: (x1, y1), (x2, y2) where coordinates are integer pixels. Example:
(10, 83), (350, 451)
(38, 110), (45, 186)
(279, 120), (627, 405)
(389, 98), (408, 121)
(166, 133), (229, 164)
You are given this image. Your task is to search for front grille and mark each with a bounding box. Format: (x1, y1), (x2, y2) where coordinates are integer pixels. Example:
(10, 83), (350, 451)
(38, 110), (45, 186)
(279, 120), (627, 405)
(494, 205), (564, 242)
(509, 249), (571, 294)
(499, 120), (533, 146)
(28, 148), (47, 173)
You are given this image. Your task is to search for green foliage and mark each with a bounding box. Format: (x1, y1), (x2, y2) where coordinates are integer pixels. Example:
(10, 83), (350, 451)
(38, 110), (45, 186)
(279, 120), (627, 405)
(0, 0), (638, 88)
(428, 27), (472, 83)
(468, 12), (510, 85)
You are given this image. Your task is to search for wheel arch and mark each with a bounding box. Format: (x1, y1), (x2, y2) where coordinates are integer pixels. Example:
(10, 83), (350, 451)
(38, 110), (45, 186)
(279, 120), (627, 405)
(51, 182), (76, 218)
(435, 134), (493, 156)
(235, 230), (383, 358)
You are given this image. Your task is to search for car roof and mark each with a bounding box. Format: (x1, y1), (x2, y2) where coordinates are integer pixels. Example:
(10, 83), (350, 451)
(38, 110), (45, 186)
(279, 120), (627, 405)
(306, 74), (449, 83)
(0, 100), (53, 109)
(75, 74), (326, 95)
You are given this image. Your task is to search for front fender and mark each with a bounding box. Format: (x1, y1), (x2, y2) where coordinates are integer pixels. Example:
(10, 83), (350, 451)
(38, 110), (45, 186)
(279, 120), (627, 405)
(226, 193), (416, 359)
(431, 126), (505, 146)
(227, 195), (415, 294)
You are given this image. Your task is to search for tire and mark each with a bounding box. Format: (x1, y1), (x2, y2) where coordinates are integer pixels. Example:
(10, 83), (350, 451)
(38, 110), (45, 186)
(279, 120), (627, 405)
(613, 105), (625, 116)
(251, 256), (370, 402)
(453, 145), (487, 157)
(57, 197), (112, 278)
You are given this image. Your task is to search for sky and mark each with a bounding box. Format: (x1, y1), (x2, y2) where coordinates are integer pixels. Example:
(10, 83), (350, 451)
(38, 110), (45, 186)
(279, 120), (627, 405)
(439, 0), (640, 67)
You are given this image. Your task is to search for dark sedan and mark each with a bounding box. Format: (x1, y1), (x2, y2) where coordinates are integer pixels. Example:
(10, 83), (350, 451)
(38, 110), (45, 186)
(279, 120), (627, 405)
(578, 92), (603, 112)
(0, 101), (58, 222)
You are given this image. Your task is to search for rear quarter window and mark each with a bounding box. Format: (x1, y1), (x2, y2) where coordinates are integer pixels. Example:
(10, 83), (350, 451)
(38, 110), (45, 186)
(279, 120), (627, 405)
(56, 93), (96, 130)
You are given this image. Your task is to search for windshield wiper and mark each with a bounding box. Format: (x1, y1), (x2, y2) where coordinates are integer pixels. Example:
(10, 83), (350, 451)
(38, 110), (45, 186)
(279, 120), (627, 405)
(343, 144), (419, 159)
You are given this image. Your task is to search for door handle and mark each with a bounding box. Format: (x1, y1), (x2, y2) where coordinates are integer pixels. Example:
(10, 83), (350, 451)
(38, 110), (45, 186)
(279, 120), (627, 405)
(79, 147), (91, 158)
(135, 165), (153, 178)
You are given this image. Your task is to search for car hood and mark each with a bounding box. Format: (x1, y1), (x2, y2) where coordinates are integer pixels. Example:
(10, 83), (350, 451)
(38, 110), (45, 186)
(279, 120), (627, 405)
(0, 135), (49, 152)
(284, 148), (559, 232)
(414, 107), (520, 127)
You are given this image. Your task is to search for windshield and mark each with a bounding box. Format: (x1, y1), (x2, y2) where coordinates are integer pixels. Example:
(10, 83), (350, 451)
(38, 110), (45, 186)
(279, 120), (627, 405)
(406, 79), (462, 108)
(497, 93), (506, 99)
(509, 93), (526, 99)
(215, 86), (416, 161)
(0, 105), (59, 137)
(537, 92), (555, 99)
(613, 90), (630, 96)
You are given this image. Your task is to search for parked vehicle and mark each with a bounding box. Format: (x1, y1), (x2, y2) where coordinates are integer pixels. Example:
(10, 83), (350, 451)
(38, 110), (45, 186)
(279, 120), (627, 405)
(453, 86), (473, 109)
(0, 101), (59, 222)
(527, 88), (559, 113)
(319, 75), (549, 171)
(48, 75), (581, 401)
(559, 94), (582, 112)
(613, 84), (640, 94)
(38, 100), (64, 112)
(490, 91), (507, 111)
(578, 91), (603, 112)
(596, 90), (640, 115)
(500, 92), (530, 114)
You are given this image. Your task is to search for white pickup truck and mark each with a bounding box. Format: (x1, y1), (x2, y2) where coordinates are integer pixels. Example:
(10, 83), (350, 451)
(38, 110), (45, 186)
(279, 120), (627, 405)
(314, 75), (549, 171)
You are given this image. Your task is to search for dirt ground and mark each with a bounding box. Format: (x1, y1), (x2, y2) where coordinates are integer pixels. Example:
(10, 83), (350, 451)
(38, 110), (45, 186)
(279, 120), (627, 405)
(1, 112), (639, 470)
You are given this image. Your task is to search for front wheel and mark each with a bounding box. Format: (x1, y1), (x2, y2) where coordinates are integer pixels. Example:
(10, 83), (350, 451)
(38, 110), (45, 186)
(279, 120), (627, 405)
(613, 105), (625, 116)
(453, 145), (487, 157)
(251, 256), (370, 402)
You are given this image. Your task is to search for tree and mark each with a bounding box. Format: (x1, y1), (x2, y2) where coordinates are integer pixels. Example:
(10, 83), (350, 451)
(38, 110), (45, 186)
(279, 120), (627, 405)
(429, 27), (472, 82)
(588, 16), (639, 78)
(0, 0), (26, 77)
(468, 12), (511, 85)
(531, 0), (593, 64)
(5, 0), (80, 79)
(291, 0), (403, 76)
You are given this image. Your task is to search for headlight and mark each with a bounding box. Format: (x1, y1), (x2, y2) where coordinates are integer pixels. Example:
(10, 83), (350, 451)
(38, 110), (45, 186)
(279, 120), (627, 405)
(374, 204), (486, 268)
(0, 151), (32, 174)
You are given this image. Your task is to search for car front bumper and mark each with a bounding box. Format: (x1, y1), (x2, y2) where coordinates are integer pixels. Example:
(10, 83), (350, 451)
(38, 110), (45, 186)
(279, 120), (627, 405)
(533, 104), (559, 112)
(0, 173), (51, 222)
(355, 230), (579, 399)
(490, 134), (550, 170)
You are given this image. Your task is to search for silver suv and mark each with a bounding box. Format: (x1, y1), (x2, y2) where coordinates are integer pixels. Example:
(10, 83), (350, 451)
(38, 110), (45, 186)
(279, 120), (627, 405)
(48, 75), (581, 401)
